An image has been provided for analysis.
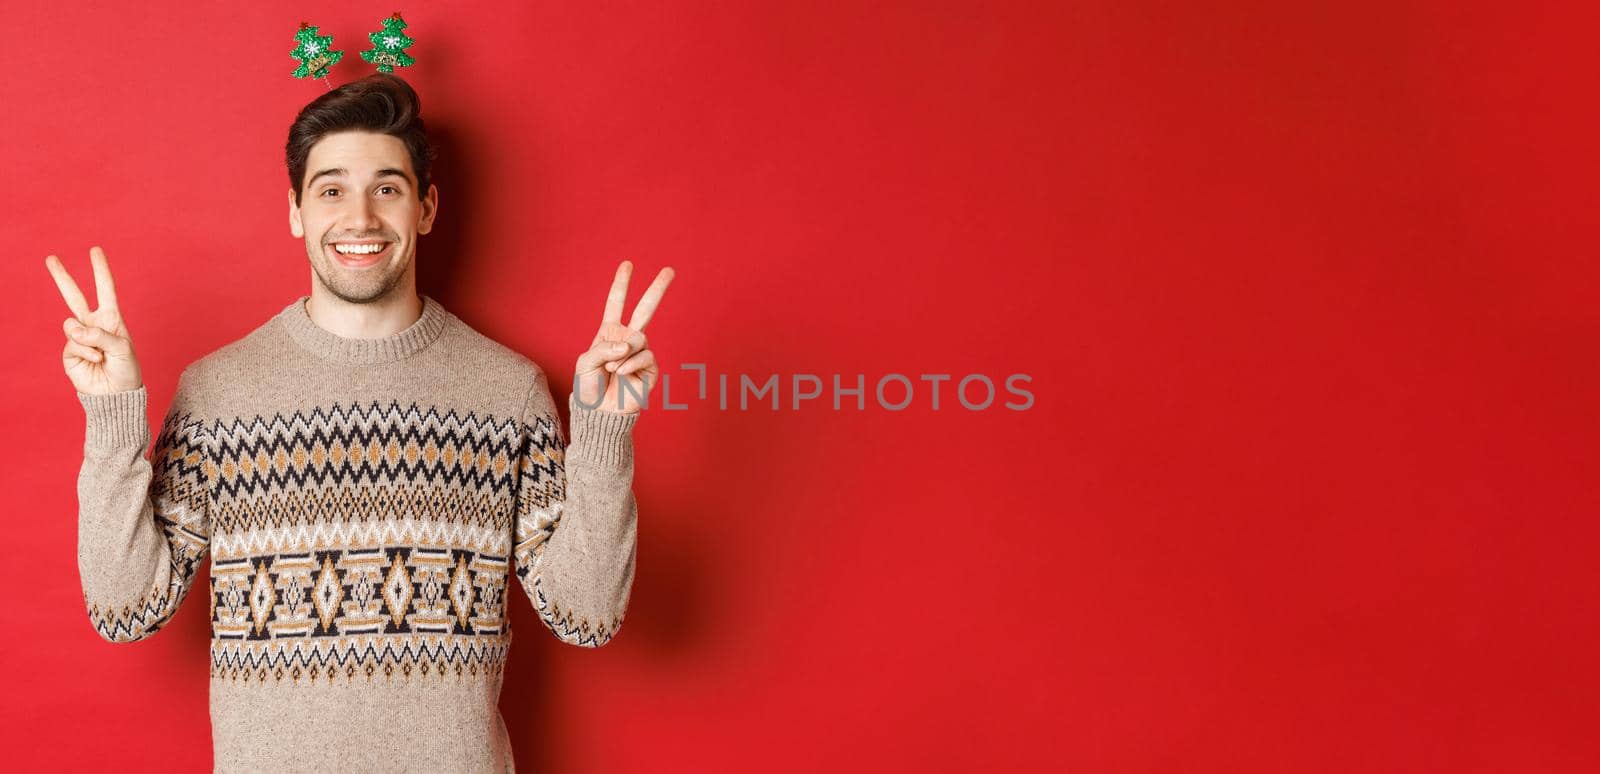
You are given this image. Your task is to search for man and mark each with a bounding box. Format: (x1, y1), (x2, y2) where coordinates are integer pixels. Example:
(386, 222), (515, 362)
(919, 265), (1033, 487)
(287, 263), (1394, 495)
(44, 73), (673, 772)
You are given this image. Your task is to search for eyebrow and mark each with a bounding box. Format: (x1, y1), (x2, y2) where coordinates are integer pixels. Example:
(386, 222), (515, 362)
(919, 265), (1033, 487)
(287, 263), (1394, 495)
(306, 167), (414, 189)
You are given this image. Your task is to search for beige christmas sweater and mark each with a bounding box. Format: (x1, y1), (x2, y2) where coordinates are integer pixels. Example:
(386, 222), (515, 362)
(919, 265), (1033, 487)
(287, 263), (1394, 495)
(74, 294), (639, 773)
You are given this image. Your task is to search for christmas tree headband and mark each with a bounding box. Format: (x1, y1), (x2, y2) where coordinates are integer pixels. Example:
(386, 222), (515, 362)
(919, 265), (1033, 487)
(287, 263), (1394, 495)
(291, 11), (416, 89)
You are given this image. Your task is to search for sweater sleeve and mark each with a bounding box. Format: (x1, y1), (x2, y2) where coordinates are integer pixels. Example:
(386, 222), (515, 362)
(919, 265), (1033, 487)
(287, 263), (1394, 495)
(75, 374), (215, 644)
(510, 369), (639, 648)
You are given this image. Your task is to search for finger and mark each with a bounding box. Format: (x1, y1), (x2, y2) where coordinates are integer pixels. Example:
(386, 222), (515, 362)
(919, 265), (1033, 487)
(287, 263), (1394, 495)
(89, 246), (119, 313)
(605, 334), (647, 371)
(627, 267), (675, 331)
(577, 340), (630, 373)
(621, 328), (647, 354)
(616, 348), (656, 376)
(62, 316), (96, 341)
(68, 323), (134, 358)
(601, 260), (633, 325)
(63, 338), (104, 364)
(45, 255), (92, 320)
(604, 329), (649, 370)
(62, 341), (98, 380)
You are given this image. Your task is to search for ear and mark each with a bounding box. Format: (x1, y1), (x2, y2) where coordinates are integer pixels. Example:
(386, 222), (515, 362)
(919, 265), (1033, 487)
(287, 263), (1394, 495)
(288, 187), (305, 239)
(417, 184), (439, 235)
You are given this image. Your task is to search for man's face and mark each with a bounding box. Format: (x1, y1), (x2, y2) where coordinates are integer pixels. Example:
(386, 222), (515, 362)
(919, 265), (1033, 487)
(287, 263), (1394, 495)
(288, 130), (438, 304)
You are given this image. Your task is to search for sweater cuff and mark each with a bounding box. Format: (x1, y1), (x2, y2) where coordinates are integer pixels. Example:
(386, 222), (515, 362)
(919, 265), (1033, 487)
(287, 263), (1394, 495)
(566, 393), (638, 468)
(78, 386), (150, 449)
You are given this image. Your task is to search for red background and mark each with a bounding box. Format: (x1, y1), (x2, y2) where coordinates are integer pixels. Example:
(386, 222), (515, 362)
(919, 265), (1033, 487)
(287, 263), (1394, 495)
(3, 1), (1597, 771)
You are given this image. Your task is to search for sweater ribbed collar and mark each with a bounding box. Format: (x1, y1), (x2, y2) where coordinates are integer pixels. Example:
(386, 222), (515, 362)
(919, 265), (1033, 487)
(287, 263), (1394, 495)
(277, 293), (449, 365)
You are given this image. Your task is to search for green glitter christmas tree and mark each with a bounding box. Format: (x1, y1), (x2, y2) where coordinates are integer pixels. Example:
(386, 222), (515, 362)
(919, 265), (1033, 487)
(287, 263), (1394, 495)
(290, 22), (343, 84)
(361, 12), (416, 74)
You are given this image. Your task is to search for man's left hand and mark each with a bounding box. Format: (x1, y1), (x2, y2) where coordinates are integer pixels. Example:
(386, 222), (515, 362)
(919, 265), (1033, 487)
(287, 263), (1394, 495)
(574, 260), (674, 415)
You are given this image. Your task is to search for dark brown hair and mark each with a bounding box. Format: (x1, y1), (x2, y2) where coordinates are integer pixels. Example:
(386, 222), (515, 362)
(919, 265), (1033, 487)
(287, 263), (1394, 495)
(285, 73), (437, 206)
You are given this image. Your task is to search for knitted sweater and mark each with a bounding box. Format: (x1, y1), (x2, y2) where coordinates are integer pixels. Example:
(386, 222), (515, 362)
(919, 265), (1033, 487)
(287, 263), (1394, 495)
(74, 294), (638, 773)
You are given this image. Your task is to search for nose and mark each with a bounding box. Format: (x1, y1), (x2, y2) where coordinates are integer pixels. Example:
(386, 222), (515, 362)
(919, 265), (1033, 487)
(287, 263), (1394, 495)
(348, 194), (382, 232)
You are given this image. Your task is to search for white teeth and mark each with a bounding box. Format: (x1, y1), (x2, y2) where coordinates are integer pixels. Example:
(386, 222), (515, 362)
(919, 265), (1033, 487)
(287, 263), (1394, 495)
(334, 243), (386, 255)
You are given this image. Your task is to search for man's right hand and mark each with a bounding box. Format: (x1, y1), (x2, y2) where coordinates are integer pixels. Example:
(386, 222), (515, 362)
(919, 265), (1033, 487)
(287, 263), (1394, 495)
(46, 246), (143, 395)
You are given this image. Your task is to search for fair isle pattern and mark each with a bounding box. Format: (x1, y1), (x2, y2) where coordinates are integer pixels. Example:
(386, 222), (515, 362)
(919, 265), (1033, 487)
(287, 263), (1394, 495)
(210, 516), (508, 558)
(209, 485), (511, 536)
(193, 398), (599, 680)
(531, 572), (621, 648)
(209, 546), (510, 640)
(208, 518), (510, 681)
(207, 400), (523, 531)
(210, 632), (509, 684)
(512, 417), (625, 648)
(86, 408), (215, 643)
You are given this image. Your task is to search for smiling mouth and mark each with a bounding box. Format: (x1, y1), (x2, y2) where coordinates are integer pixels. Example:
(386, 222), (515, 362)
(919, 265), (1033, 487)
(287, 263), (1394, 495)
(327, 241), (394, 268)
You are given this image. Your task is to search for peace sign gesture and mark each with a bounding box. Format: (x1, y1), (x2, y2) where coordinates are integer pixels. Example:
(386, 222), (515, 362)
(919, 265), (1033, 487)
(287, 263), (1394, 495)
(574, 260), (674, 414)
(44, 246), (144, 396)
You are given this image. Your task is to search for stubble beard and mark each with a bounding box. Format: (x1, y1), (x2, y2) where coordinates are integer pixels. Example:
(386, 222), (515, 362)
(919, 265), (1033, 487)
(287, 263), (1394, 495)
(309, 239), (410, 305)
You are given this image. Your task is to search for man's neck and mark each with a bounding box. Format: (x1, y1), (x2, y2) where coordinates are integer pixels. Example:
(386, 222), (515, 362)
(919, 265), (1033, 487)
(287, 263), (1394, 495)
(305, 287), (423, 340)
